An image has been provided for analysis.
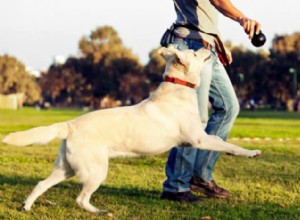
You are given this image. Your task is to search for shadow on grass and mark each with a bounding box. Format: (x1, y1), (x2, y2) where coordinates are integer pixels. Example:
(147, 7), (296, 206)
(0, 174), (38, 186)
(1, 174), (300, 219)
(0, 174), (161, 199)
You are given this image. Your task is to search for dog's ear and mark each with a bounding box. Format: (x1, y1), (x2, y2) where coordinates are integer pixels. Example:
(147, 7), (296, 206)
(173, 49), (188, 66)
(158, 47), (188, 66)
(157, 47), (175, 61)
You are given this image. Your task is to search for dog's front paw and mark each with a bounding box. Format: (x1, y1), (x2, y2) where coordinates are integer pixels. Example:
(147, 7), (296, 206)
(248, 150), (261, 158)
(21, 204), (31, 212)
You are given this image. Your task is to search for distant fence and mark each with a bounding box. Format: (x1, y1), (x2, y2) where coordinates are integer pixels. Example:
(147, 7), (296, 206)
(0, 93), (24, 109)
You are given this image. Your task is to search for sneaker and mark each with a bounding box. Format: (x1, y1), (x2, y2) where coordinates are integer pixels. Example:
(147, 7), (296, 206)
(190, 177), (230, 198)
(160, 191), (202, 203)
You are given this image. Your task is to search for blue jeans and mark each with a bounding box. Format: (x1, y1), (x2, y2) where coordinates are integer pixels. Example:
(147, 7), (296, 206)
(163, 38), (240, 192)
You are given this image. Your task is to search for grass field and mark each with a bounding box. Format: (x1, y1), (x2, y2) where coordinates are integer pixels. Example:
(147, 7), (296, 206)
(0, 108), (300, 220)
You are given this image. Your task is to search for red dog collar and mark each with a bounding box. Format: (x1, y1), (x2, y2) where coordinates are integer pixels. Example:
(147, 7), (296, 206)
(164, 76), (196, 89)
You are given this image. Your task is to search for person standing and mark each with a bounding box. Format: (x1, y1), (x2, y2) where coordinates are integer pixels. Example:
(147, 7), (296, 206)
(160, 0), (261, 202)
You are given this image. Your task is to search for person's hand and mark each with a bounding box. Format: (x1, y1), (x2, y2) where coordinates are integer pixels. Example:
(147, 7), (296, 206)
(238, 17), (261, 40)
(225, 47), (232, 64)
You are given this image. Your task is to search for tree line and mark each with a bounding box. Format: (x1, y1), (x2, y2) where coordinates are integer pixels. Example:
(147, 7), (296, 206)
(0, 26), (299, 110)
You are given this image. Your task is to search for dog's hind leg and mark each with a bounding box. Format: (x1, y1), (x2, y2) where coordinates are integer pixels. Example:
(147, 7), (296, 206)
(23, 140), (75, 211)
(75, 153), (109, 213)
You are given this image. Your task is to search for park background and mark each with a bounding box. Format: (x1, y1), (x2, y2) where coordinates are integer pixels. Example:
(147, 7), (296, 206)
(0, 0), (300, 111)
(1, 27), (300, 112)
(0, 0), (300, 219)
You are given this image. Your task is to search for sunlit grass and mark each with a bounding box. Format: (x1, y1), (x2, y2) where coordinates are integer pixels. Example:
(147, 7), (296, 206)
(0, 108), (300, 219)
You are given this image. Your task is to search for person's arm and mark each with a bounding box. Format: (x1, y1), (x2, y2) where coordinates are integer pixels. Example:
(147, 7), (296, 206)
(209, 0), (261, 39)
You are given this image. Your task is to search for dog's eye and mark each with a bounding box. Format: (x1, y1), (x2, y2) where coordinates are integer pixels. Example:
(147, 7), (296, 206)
(193, 52), (197, 57)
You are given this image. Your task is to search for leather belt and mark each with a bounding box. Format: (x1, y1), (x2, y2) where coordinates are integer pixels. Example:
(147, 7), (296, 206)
(173, 33), (214, 50)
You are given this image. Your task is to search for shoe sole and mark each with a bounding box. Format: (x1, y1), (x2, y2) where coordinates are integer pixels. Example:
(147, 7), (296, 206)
(190, 185), (230, 199)
(160, 197), (202, 203)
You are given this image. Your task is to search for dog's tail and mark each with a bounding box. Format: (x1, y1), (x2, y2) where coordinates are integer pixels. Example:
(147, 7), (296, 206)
(2, 122), (69, 147)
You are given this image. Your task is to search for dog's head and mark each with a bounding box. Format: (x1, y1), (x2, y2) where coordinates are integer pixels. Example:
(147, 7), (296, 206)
(157, 47), (211, 87)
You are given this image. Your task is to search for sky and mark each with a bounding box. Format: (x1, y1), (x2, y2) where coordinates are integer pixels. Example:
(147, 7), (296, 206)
(1, 0), (299, 72)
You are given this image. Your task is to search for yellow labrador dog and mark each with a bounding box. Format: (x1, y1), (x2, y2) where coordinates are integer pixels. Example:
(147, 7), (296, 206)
(3, 47), (261, 213)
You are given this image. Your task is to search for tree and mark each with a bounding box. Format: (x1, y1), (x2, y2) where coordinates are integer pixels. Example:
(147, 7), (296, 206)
(79, 26), (146, 105)
(269, 32), (300, 106)
(0, 54), (41, 104)
(79, 26), (124, 64)
(271, 32), (300, 55)
(144, 48), (166, 91)
(225, 33), (300, 110)
(39, 57), (89, 106)
(226, 45), (268, 106)
(39, 26), (148, 108)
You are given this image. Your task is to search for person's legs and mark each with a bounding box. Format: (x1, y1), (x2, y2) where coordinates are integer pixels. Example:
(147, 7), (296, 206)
(162, 38), (213, 194)
(193, 52), (240, 182)
(190, 52), (240, 198)
(162, 39), (240, 200)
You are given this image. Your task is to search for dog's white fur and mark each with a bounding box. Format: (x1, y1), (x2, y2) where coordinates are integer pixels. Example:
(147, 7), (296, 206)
(2, 47), (261, 213)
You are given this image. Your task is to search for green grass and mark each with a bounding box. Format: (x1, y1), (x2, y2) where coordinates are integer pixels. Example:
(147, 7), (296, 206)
(230, 111), (300, 138)
(0, 108), (300, 219)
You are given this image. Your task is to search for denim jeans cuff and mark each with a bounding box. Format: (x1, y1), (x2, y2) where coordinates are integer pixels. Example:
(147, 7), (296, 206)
(193, 175), (213, 182)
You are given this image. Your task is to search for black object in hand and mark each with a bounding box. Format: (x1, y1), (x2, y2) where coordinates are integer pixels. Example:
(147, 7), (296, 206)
(251, 30), (266, 47)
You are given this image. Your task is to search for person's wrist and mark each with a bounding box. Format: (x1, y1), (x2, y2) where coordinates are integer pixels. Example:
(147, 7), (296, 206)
(237, 16), (246, 26)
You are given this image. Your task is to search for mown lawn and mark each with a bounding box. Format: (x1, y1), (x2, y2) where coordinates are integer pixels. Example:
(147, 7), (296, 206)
(0, 108), (300, 220)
